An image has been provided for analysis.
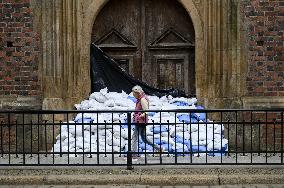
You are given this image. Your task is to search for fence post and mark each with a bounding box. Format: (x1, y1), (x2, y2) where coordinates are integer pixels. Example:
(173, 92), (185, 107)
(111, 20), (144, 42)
(127, 112), (133, 170)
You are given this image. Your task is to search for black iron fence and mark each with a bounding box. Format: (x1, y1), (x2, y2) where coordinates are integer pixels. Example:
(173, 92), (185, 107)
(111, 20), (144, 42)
(0, 109), (283, 168)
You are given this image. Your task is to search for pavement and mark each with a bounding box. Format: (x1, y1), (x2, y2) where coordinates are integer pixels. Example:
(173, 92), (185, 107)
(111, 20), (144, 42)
(0, 166), (284, 186)
(1, 185), (284, 188)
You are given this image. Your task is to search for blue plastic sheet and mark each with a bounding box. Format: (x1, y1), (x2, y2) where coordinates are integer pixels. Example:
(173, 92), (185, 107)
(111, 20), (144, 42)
(174, 136), (191, 145)
(150, 126), (169, 133)
(172, 101), (189, 106)
(177, 114), (199, 123)
(75, 118), (93, 123)
(190, 145), (207, 152)
(147, 112), (156, 116)
(127, 96), (137, 103)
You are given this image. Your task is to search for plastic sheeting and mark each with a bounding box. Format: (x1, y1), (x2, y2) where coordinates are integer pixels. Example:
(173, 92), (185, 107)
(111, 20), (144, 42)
(90, 43), (189, 97)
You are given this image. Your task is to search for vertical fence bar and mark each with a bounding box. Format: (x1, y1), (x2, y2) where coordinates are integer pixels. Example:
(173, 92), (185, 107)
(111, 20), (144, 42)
(152, 120), (155, 157)
(67, 113), (69, 165)
(104, 120), (107, 157)
(250, 111), (253, 164)
(37, 114), (40, 164)
(174, 112), (177, 164)
(8, 113), (10, 164)
(82, 113), (85, 165)
(1, 121), (3, 158)
(75, 119), (77, 158)
(258, 119), (261, 156)
(52, 113), (55, 164)
(220, 111), (223, 163)
(82, 112), (85, 164)
(235, 111), (238, 164)
(159, 111), (162, 164)
(23, 113), (25, 165)
(197, 115), (200, 157)
(44, 120), (47, 158)
(59, 121), (62, 157)
(119, 120), (122, 158)
(281, 112), (283, 164)
(30, 120), (33, 157)
(111, 113), (114, 165)
(273, 119), (276, 155)
(242, 119), (245, 156)
(97, 113), (99, 165)
(89, 120), (92, 159)
(16, 120), (18, 158)
(189, 112), (192, 164)
(167, 120), (170, 157)
(182, 120), (185, 157)
(144, 119), (147, 164)
(227, 119), (230, 156)
(266, 111), (268, 164)
(205, 112), (208, 163)
(212, 120), (215, 157)
(127, 112), (132, 170)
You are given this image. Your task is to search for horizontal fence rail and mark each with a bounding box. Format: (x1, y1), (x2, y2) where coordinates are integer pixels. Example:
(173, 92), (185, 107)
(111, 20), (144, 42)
(0, 109), (283, 168)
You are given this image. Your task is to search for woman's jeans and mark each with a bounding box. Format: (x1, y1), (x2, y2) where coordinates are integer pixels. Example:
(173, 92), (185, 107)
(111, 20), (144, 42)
(131, 123), (159, 154)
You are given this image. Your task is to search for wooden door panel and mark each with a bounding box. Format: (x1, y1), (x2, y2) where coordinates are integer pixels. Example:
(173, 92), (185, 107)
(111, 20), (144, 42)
(92, 0), (195, 95)
(157, 57), (184, 90)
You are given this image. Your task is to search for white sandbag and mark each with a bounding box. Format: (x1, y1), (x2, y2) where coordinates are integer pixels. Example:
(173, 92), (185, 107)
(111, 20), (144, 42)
(169, 126), (188, 136)
(207, 139), (228, 151)
(62, 137), (75, 147)
(161, 104), (178, 110)
(104, 99), (115, 107)
(112, 106), (129, 111)
(160, 96), (168, 102)
(100, 88), (108, 96)
(105, 92), (125, 100)
(106, 137), (125, 147)
(93, 92), (107, 103)
(69, 126), (84, 137)
(171, 143), (185, 150)
(56, 132), (73, 141)
(175, 132), (191, 140)
(188, 98), (198, 105)
(169, 97), (188, 104)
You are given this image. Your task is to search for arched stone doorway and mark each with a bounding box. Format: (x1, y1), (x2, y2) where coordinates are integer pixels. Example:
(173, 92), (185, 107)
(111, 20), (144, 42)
(39, 0), (246, 110)
(91, 0), (196, 95)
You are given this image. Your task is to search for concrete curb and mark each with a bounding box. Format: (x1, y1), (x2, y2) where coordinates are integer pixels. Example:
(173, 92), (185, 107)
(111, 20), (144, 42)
(0, 167), (284, 185)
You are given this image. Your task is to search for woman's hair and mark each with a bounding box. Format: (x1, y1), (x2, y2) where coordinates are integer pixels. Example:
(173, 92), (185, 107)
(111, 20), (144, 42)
(132, 85), (144, 94)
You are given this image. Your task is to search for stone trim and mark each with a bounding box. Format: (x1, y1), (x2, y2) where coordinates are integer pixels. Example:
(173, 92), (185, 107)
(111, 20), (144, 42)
(242, 96), (284, 109)
(0, 96), (42, 110)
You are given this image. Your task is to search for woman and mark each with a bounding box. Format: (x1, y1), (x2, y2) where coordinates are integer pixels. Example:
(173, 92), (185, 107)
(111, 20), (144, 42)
(131, 85), (160, 158)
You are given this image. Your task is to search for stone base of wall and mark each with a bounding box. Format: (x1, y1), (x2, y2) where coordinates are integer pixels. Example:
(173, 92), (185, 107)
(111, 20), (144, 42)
(242, 97), (284, 109)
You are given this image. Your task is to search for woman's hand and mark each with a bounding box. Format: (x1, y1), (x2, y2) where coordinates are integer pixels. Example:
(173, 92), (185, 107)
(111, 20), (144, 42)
(139, 112), (147, 118)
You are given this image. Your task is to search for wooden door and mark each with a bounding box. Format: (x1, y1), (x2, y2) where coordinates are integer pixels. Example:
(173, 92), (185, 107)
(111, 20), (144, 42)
(92, 0), (195, 95)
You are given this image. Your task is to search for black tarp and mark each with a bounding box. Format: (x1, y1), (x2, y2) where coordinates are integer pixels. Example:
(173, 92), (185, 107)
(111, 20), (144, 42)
(90, 43), (189, 97)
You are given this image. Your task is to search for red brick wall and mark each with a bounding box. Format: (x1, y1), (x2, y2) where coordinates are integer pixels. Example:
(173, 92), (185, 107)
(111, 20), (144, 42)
(243, 0), (284, 97)
(0, 0), (41, 96)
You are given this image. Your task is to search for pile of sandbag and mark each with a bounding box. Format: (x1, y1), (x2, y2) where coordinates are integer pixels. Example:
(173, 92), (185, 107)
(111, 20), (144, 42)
(52, 88), (228, 157)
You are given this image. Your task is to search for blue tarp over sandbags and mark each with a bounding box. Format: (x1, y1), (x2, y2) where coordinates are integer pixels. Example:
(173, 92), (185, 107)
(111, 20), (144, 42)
(150, 126), (169, 133)
(172, 101), (189, 106)
(75, 118), (93, 124)
(177, 114), (199, 123)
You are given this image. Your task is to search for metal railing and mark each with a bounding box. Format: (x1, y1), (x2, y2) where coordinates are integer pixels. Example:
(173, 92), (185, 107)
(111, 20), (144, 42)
(0, 109), (283, 168)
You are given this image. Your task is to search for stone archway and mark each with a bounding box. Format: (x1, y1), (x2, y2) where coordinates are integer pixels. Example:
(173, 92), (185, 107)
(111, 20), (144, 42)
(36, 0), (246, 110)
(82, 0), (205, 103)
(91, 0), (198, 95)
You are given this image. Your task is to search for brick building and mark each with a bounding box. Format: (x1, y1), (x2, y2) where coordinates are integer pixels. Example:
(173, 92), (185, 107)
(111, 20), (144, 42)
(0, 0), (283, 111)
(0, 0), (283, 151)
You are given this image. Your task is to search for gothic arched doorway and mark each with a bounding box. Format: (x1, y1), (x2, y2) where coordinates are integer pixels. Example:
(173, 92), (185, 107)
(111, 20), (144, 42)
(92, 0), (195, 95)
